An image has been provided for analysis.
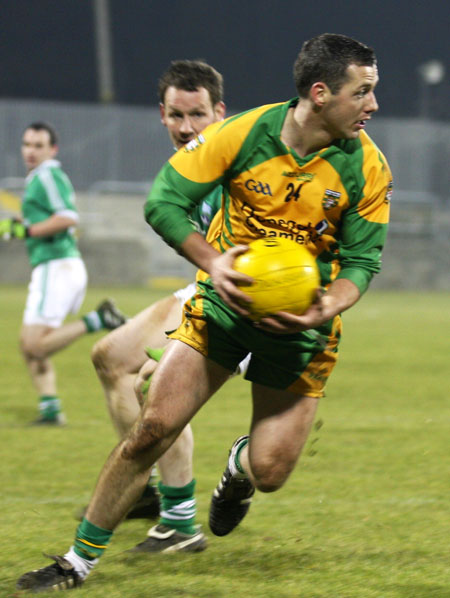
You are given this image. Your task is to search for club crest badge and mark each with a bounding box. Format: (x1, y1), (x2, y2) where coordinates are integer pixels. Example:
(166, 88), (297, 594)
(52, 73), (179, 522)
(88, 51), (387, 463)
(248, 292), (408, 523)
(322, 189), (341, 210)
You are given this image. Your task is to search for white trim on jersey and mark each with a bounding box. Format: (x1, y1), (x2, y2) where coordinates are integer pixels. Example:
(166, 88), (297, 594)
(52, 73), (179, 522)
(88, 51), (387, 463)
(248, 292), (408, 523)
(38, 168), (67, 211)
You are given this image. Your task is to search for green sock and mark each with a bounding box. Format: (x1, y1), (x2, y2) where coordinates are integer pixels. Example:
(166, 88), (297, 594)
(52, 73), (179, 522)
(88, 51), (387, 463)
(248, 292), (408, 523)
(73, 518), (113, 561)
(39, 395), (61, 419)
(82, 310), (103, 333)
(159, 479), (196, 535)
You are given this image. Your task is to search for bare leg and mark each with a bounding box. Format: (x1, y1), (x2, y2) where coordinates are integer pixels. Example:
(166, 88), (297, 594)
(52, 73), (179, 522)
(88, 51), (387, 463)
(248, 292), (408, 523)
(20, 323), (87, 395)
(240, 384), (319, 492)
(91, 295), (182, 436)
(134, 355), (194, 487)
(85, 341), (231, 530)
(23, 354), (58, 396)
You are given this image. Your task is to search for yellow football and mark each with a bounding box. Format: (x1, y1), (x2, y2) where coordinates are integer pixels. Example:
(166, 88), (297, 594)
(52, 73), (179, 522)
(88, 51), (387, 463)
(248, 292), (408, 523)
(233, 237), (320, 321)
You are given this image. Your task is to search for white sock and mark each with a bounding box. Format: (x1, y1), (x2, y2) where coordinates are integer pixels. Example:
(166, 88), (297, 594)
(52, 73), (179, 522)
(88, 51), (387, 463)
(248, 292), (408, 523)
(228, 437), (249, 479)
(64, 546), (98, 581)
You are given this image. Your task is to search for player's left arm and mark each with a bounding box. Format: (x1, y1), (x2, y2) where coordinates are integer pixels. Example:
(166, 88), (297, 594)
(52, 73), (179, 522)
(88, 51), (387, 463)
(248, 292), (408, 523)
(258, 154), (393, 334)
(256, 278), (360, 334)
(336, 152), (392, 294)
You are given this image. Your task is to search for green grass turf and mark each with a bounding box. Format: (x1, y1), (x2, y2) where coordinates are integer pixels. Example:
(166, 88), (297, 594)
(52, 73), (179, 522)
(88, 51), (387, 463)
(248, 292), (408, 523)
(0, 285), (449, 597)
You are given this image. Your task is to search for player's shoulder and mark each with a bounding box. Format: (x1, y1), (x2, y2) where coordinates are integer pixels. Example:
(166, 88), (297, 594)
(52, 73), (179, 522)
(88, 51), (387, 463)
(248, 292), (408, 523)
(217, 101), (287, 138)
(337, 131), (390, 172)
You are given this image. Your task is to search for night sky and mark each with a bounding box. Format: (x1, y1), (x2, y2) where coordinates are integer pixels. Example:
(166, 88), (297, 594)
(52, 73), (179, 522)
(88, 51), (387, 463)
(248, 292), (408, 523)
(1, 0), (448, 118)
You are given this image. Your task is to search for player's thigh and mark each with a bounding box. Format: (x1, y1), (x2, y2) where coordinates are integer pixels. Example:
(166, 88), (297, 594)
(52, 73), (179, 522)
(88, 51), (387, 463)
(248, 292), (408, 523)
(248, 384), (319, 485)
(142, 339), (231, 433)
(94, 294), (182, 374)
(133, 293), (184, 347)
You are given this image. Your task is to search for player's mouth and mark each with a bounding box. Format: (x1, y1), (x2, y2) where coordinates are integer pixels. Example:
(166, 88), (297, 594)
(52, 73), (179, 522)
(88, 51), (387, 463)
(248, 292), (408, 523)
(355, 119), (369, 129)
(179, 134), (194, 144)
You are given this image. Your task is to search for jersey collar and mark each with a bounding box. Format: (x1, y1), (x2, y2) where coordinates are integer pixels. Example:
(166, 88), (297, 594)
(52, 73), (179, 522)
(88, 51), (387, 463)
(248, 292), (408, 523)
(25, 159), (61, 184)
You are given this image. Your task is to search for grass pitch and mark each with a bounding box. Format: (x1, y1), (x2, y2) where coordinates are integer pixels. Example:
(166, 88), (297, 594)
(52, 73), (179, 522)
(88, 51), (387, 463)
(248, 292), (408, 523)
(0, 285), (449, 597)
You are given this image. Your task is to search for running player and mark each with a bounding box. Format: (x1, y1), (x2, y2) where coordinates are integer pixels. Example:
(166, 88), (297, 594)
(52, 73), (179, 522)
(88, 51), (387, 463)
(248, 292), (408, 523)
(0, 123), (126, 425)
(17, 33), (392, 592)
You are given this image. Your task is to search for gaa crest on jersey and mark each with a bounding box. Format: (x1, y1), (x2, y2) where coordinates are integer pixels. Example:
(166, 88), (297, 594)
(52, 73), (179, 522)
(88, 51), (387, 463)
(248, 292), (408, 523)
(184, 134), (206, 153)
(322, 189), (341, 210)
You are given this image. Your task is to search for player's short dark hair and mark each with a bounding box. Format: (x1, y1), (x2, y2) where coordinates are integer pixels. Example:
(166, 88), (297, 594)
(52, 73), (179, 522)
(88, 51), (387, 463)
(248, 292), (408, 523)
(158, 60), (224, 107)
(293, 33), (376, 97)
(24, 122), (58, 146)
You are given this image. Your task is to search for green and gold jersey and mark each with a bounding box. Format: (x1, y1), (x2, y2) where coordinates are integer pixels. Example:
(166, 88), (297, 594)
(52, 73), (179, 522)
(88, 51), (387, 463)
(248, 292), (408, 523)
(146, 98), (392, 295)
(22, 159), (80, 267)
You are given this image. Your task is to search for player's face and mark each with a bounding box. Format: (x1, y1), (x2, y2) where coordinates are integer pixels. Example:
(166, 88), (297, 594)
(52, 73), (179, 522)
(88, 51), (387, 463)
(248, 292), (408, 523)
(160, 86), (225, 149)
(21, 128), (57, 173)
(322, 63), (379, 139)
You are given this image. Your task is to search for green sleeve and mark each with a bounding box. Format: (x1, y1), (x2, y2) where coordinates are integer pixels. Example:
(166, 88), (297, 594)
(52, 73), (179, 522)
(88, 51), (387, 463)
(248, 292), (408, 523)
(144, 163), (222, 249)
(336, 209), (388, 294)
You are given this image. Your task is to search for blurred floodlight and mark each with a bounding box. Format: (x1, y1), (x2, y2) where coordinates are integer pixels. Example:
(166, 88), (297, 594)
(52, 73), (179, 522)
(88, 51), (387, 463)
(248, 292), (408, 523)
(418, 60), (445, 85)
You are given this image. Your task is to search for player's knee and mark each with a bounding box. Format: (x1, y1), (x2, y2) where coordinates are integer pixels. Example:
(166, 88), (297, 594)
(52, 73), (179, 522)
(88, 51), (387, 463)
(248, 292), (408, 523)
(91, 336), (116, 379)
(19, 335), (45, 360)
(120, 414), (170, 460)
(251, 456), (294, 493)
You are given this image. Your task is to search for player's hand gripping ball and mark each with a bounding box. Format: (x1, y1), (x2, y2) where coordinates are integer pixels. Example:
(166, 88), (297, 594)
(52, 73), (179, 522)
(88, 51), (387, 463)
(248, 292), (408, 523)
(233, 238), (320, 321)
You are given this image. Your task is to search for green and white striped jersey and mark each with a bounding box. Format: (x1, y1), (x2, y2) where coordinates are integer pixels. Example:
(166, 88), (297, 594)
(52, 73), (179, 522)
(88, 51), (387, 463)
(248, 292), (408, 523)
(22, 159), (80, 267)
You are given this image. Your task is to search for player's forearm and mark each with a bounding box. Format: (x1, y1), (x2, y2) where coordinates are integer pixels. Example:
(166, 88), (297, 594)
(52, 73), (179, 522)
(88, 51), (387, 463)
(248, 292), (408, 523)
(179, 231), (221, 272)
(321, 278), (361, 320)
(28, 214), (77, 237)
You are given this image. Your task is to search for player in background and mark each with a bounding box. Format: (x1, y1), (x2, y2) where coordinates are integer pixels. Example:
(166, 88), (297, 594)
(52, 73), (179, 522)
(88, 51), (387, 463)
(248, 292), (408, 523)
(0, 123), (126, 425)
(89, 60), (231, 553)
(16, 33), (392, 592)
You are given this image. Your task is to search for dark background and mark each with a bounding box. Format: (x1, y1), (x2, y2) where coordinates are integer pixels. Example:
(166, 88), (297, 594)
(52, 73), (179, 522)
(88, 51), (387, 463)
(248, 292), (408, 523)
(1, 0), (448, 118)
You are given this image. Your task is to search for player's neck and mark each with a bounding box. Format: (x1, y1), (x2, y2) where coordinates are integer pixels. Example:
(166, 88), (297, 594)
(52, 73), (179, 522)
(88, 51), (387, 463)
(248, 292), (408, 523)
(281, 105), (333, 158)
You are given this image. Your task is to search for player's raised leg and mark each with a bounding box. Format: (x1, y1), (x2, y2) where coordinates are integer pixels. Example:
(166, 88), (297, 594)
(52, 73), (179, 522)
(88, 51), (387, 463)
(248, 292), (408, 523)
(209, 385), (318, 536)
(91, 295), (182, 435)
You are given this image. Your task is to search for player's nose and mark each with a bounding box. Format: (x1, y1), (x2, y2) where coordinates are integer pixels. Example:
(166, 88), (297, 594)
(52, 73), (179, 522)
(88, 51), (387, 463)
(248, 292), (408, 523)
(179, 116), (194, 133)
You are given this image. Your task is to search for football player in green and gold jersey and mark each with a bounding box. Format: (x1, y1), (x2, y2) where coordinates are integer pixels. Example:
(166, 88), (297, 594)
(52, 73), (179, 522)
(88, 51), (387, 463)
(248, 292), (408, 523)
(17, 34), (392, 593)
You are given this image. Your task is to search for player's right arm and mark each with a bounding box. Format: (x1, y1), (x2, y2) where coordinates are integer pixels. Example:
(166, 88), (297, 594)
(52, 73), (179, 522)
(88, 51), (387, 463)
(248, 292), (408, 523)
(180, 231), (252, 316)
(145, 112), (262, 312)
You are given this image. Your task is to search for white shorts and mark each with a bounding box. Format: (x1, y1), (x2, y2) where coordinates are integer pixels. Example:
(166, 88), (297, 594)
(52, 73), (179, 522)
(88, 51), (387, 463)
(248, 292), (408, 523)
(23, 257), (88, 328)
(173, 282), (197, 306)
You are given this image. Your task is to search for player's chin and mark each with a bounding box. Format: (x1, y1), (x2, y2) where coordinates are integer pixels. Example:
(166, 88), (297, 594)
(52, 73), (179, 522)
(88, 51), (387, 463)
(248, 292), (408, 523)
(345, 128), (362, 139)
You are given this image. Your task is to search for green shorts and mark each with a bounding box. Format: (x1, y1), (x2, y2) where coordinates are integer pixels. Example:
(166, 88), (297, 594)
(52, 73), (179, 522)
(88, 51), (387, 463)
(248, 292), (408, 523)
(168, 286), (341, 398)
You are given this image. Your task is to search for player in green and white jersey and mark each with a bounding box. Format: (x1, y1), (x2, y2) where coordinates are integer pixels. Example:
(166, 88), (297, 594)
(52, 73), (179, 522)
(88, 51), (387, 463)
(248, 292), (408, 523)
(0, 123), (126, 425)
(88, 60), (249, 554)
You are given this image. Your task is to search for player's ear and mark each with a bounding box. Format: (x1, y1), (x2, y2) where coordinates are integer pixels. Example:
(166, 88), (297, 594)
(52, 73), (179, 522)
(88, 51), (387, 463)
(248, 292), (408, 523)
(159, 102), (167, 126)
(310, 82), (330, 108)
(214, 101), (226, 121)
